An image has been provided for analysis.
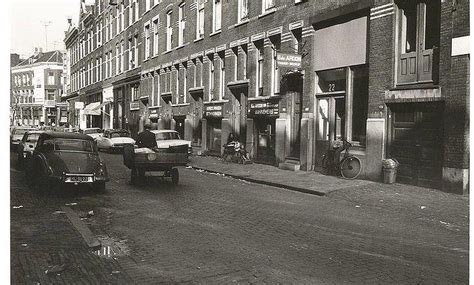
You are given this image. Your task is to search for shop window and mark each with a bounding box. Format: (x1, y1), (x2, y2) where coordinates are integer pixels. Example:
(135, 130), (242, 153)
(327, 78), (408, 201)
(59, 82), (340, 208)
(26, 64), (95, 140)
(397, 0), (440, 84)
(316, 65), (368, 145)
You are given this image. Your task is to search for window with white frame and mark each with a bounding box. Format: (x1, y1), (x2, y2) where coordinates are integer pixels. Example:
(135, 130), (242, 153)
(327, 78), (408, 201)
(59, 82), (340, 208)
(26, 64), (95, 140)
(108, 13), (113, 39)
(166, 11), (173, 51)
(129, 2), (134, 26)
(218, 53), (225, 100)
(178, 3), (185, 46)
(48, 72), (54, 85)
(135, 0), (139, 22)
(119, 3), (124, 32)
(134, 35), (138, 67)
(105, 52), (109, 78)
(238, 0), (248, 22)
(144, 23), (151, 59)
(213, 0), (222, 32)
(128, 37), (134, 69)
(232, 48), (238, 81)
(262, 0), (275, 13)
(182, 62), (187, 103)
(105, 14), (109, 42)
(153, 18), (159, 56)
(208, 54), (214, 100)
(242, 44), (248, 80)
(154, 72), (161, 107)
(145, 0), (150, 12)
(255, 41), (264, 96)
(97, 21), (102, 46)
(116, 44), (121, 74)
(174, 65), (180, 104)
(196, 0), (205, 39)
(270, 36), (281, 95)
(98, 56), (102, 81)
(120, 40), (124, 72)
(116, 6), (120, 34)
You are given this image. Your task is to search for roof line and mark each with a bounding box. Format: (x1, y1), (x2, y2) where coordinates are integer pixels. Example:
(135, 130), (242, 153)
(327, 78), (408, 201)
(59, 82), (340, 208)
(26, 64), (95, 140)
(46, 51), (58, 62)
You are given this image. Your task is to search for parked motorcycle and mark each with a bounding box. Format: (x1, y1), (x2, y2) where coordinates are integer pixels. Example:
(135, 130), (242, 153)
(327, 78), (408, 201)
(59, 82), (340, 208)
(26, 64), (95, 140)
(222, 141), (251, 164)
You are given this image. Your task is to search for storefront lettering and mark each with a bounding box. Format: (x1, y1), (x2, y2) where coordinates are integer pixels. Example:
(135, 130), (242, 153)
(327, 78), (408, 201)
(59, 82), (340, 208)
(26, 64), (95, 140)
(249, 101), (279, 116)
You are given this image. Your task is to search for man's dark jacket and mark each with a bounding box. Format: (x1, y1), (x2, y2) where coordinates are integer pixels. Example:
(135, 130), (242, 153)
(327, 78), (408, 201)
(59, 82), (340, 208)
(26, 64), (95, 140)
(136, 130), (158, 148)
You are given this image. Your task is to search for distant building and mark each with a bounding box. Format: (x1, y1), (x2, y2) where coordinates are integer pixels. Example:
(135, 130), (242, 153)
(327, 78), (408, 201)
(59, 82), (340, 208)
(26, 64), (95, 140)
(11, 49), (67, 127)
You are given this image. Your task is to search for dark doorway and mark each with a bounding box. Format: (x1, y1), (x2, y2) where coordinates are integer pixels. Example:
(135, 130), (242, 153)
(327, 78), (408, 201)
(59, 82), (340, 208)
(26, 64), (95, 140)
(389, 102), (443, 188)
(207, 118), (222, 155)
(255, 118), (276, 165)
(174, 116), (185, 139)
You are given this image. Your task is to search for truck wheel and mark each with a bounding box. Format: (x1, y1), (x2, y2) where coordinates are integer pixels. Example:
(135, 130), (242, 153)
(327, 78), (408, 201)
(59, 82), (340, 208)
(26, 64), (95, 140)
(93, 181), (106, 192)
(171, 168), (179, 185)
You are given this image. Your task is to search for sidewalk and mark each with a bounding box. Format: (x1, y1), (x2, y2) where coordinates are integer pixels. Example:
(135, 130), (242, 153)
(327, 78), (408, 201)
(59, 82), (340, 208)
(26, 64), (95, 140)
(189, 155), (375, 196)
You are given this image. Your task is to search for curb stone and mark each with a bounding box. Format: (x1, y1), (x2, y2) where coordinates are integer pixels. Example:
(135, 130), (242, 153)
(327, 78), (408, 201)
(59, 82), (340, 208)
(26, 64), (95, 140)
(190, 166), (327, 196)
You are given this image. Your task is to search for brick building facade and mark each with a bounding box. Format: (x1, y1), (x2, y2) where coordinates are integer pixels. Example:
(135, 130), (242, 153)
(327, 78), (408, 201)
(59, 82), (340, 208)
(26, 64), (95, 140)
(64, 0), (469, 193)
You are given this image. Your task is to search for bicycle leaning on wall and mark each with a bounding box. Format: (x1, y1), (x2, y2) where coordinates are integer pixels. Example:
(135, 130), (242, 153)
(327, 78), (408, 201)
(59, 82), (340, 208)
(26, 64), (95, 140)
(321, 138), (362, 179)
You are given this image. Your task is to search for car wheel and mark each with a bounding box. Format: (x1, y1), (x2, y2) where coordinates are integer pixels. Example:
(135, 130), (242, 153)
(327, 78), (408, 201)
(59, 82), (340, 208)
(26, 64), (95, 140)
(171, 168), (179, 185)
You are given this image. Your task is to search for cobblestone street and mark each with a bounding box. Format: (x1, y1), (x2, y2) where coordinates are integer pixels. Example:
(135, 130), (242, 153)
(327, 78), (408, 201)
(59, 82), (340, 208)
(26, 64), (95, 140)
(11, 152), (469, 284)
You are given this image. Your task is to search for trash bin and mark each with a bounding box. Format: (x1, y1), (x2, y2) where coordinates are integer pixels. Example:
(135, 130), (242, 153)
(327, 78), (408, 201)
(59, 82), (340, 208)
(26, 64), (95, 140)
(382, 158), (399, 184)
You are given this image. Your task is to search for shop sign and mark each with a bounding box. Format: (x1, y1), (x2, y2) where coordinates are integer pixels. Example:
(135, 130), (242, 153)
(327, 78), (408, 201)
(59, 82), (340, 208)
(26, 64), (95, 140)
(130, 102), (140, 111)
(44, 100), (56, 108)
(277, 53), (302, 68)
(249, 101), (279, 116)
(149, 109), (158, 118)
(74, 102), (84, 109)
(204, 105), (223, 117)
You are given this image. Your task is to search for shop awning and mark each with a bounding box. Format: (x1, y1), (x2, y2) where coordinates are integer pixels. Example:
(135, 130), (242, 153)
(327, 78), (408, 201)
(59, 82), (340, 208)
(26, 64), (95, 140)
(83, 102), (101, 116)
(93, 100), (113, 110)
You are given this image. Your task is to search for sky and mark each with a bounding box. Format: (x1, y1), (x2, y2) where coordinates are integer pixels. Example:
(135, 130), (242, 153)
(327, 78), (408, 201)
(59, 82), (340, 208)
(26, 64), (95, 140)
(9, 0), (84, 58)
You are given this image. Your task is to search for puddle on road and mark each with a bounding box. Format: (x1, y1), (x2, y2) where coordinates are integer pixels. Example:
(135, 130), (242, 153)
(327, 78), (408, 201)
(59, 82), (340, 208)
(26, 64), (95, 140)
(93, 236), (130, 258)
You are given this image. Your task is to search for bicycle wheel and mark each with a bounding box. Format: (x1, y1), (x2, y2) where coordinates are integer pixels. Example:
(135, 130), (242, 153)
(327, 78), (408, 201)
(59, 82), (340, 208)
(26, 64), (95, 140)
(340, 156), (362, 179)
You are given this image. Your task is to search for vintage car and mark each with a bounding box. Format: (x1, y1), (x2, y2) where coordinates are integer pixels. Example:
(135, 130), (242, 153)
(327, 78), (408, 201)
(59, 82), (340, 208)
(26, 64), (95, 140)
(150, 130), (192, 155)
(96, 129), (135, 152)
(11, 127), (36, 151)
(80, 127), (103, 140)
(26, 131), (109, 192)
(17, 130), (44, 168)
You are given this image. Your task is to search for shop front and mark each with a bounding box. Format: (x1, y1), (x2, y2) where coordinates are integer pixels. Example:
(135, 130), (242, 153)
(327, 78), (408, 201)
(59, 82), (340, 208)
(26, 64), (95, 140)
(248, 100), (279, 165)
(313, 10), (369, 171)
(203, 104), (223, 155)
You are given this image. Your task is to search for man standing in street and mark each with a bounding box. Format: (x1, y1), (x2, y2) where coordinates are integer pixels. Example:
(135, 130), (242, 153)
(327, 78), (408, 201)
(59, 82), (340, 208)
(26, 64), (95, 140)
(136, 123), (158, 150)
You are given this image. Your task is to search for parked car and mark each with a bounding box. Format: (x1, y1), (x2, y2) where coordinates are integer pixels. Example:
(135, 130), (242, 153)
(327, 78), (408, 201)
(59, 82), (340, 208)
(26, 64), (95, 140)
(80, 128), (103, 140)
(26, 131), (109, 192)
(150, 130), (192, 154)
(96, 129), (135, 152)
(11, 127), (36, 151)
(17, 130), (44, 168)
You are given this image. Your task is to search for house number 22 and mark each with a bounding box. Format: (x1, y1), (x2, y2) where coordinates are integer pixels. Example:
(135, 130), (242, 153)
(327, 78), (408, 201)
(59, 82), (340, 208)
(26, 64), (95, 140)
(328, 83), (336, 92)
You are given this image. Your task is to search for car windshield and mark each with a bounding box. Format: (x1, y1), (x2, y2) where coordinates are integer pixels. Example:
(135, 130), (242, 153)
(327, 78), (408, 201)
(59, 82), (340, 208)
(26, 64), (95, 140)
(110, 132), (130, 138)
(51, 139), (95, 152)
(26, 134), (41, 143)
(84, 129), (100, 134)
(156, 132), (180, 140)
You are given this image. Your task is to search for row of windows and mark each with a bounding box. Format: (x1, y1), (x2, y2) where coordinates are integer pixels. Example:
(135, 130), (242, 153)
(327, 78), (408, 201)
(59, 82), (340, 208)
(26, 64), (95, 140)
(70, 0), (305, 67)
(13, 72), (58, 87)
(141, 33), (293, 107)
(70, 35), (139, 92)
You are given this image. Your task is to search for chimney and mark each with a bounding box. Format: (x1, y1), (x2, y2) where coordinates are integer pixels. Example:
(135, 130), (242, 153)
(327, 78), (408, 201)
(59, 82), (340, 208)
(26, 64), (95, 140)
(67, 18), (72, 26)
